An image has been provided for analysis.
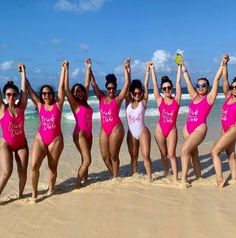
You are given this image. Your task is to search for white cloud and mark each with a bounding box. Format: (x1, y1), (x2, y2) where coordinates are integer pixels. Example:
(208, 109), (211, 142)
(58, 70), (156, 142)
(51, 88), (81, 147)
(151, 50), (174, 73)
(53, 0), (109, 13)
(51, 38), (64, 45)
(72, 67), (81, 79)
(229, 56), (236, 65)
(0, 60), (14, 71)
(79, 43), (88, 52)
(114, 49), (176, 78)
(34, 69), (42, 74)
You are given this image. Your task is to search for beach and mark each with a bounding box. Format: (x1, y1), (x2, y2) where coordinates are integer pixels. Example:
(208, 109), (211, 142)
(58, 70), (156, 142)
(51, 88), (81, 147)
(1, 92), (236, 238)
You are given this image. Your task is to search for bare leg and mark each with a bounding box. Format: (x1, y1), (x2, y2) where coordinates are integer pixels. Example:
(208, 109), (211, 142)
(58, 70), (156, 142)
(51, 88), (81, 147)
(154, 124), (168, 175)
(226, 142), (236, 181)
(31, 134), (47, 199)
(47, 135), (64, 193)
(181, 125), (207, 183)
(166, 127), (178, 181)
(99, 129), (113, 175)
(73, 132), (92, 188)
(190, 148), (201, 179)
(127, 130), (139, 175)
(15, 144), (29, 198)
(0, 141), (13, 196)
(109, 123), (125, 178)
(139, 127), (152, 180)
(211, 126), (236, 187)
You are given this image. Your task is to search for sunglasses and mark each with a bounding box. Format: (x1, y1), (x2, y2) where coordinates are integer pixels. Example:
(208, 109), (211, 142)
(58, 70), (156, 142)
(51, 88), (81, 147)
(42, 91), (52, 96)
(162, 86), (172, 91)
(6, 93), (17, 97)
(133, 91), (142, 97)
(229, 85), (236, 90)
(196, 83), (207, 89)
(107, 87), (116, 91)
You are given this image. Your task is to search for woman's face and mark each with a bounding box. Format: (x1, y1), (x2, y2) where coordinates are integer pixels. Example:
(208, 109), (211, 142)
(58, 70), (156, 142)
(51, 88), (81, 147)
(106, 83), (116, 98)
(230, 82), (236, 96)
(41, 87), (53, 104)
(196, 80), (208, 96)
(5, 88), (18, 105)
(74, 86), (86, 101)
(161, 82), (173, 97)
(132, 88), (143, 102)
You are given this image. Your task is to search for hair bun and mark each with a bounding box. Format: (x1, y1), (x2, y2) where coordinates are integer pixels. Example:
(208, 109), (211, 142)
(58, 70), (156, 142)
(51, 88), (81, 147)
(106, 74), (117, 83)
(161, 76), (170, 82)
(7, 81), (14, 86)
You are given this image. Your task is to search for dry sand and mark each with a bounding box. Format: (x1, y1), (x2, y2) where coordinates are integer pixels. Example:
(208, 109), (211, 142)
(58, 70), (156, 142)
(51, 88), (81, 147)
(1, 137), (236, 238)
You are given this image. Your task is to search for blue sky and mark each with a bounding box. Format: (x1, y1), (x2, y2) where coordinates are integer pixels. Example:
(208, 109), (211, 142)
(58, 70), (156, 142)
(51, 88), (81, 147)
(1, 0), (236, 90)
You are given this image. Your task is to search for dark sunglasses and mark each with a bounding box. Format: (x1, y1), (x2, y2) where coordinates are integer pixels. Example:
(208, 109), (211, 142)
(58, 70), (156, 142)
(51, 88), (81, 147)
(162, 86), (172, 91)
(229, 85), (236, 90)
(6, 93), (17, 97)
(196, 83), (207, 89)
(133, 91), (142, 97)
(42, 91), (52, 96)
(107, 87), (116, 91)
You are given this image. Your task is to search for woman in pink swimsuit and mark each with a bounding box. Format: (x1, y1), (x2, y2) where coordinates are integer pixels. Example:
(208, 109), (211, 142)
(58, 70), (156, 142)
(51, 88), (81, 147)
(211, 55), (236, 187)
(90, 58), (130, 178)
(0, 64), (28, 198)
(26, 61), (66, 201)
(125, 62), (152, 180)
(151, 62), (182, 182)
(64, 59), (93, 189)
(181, 56), (225, 186)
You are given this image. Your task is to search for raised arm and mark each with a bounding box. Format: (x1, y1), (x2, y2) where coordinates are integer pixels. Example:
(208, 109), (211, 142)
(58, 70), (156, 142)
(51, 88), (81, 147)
(17, 64), (27, 110)
(124, 58), (132, 107)
(222, 54), (230, 97)
(175, 64), (182, 103)
(64, 61), (78, 112)
(207, 57), (225, 104)
(90, 60), (104, 101)
(57, 60), (66, 109)
(117, 58), (131, 103)
(142, 61), (152, 107)
(150, 63), (162, 105)
(182, 61), (196, 99)
(84, 58), (92, 101)
(26, 78), (41, 110)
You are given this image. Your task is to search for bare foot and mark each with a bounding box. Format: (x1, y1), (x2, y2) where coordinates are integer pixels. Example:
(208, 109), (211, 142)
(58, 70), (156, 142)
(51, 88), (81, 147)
(217, 178), (226, 188)
(228, 179), (236, 185)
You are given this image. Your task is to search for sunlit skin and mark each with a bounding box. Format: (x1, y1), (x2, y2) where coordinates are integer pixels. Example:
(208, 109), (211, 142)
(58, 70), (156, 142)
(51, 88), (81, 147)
(90, 58), (130, 178)
(26, 61), (65, 201)
(0, 64), (28, 199)
(181, 56), (225, 186)
(211, 54), (236, 188)
(126, 62), (152, 180)
(64, 59), (92, 189)
(151, 63), (181, 182)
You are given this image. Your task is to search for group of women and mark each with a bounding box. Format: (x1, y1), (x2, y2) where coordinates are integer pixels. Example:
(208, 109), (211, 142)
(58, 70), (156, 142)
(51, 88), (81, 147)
(0, 53), (235, 202)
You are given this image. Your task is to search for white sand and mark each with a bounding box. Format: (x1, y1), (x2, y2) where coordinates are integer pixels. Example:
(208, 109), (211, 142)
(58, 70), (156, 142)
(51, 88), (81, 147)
(1, 137), (236, 238)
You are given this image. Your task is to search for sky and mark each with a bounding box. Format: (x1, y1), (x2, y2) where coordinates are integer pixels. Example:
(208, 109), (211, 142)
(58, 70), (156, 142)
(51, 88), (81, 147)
(1, 0), (236, 90)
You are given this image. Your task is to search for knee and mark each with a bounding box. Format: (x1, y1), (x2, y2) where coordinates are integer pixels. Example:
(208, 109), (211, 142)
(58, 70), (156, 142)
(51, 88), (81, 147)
(1, 169), (12, 180)
(181, 145), (190, 156)
(142, 151), (150, 160)
(211, 146), (220, 158)
(168, 154), (176, 160)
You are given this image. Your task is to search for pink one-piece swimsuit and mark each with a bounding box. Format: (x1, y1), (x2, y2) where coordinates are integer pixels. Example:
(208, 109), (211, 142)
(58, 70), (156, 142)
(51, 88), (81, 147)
(73, 104), (93, 139)
(221, 96), (236, 132)
(38, 103), (62, 145)
(186, 95), (213, 134)
(0, 107), (26, 150)
(99, 96), (121, 136)
(158, 98), (179, 137)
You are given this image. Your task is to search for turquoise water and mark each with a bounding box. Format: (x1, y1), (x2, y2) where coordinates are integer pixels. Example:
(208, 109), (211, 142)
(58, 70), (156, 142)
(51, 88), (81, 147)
(22, 88), (225, 145)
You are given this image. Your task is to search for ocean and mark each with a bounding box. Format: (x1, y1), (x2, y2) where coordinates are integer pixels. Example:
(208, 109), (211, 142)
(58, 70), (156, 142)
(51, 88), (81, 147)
(22, 87), (225, 145)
